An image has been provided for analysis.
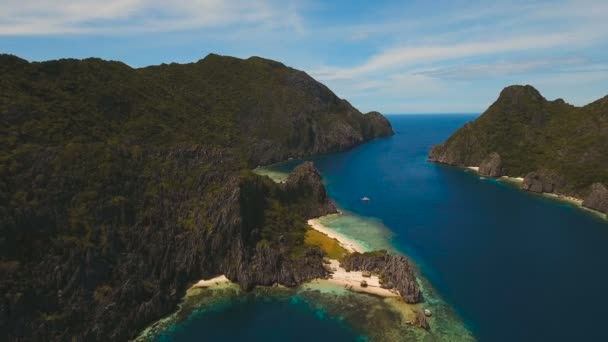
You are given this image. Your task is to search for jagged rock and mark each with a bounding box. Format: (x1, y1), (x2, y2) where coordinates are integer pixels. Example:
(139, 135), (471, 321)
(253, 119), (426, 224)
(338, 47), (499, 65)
(522, 172), (545, 193)
(478, 152), (502, 177)
(522, 169), (565, 194)
(360, 280), (368, 287)
(380, 280), (394, 289)
(428, 144), (446, 163)
(283, 161), (337, 217)
(415, 310), (430, 330)
(583, 183), (608, 214)
(341, 250), (422, 303)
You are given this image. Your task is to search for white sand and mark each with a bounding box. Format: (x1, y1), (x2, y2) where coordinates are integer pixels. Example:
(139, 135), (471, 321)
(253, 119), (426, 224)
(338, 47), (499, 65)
(323, 260), (400, 297)
(466, 166), (479, 172)
(308, 218), (367, 253)
(307, 216), (403, 298)
(543, 192), (583, 205)
(188, 217), (414, 299)
(499, 175), (524, 184)
(476, 170), (606, 219)
(192, 275), (230, 288)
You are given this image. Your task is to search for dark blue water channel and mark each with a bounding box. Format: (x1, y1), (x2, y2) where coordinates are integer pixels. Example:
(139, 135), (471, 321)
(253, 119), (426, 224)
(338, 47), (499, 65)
(308, 115), (608, 341)
(160, 115), (608, 341)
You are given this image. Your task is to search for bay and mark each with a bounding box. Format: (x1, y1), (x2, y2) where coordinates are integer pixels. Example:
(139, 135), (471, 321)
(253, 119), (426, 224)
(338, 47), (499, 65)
(156, 114), (608, 341)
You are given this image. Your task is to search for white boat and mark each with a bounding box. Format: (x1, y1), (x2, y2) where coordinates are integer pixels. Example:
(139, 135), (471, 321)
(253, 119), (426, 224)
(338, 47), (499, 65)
(361, 196), (370, 202)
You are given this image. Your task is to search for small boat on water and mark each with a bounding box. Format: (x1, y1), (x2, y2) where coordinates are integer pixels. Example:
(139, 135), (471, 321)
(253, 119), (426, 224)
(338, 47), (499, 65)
(361, 196), (370, 202)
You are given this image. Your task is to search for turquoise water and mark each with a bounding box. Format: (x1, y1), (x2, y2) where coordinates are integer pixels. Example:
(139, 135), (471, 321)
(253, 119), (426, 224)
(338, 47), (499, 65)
(156, 295), (362, 341)
(153, 115), (608, 341)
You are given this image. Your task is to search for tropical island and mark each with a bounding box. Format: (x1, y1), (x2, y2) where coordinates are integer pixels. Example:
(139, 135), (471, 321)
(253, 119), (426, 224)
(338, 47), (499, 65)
(0, 53), (434, 340)
(429, 85), (608, 218)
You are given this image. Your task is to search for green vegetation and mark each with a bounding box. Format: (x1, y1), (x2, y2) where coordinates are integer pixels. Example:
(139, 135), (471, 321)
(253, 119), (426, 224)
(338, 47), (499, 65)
(432, 85), (607, 195)
(94, 285), (113, 304)
(0, 53), (392, 261)
(304, 229), (349, 260)
(0, 53), (393, 340)
(41, 311), (68, 322)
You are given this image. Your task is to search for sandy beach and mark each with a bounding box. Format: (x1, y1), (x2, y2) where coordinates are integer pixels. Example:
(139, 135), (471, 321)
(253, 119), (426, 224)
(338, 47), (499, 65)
(192, 275), (231, 288)
(307, 216), (407, 298)
(307, 217), (367, 253)
(543, 192), (583, 205)
(466, 166), (606, 219)
(322, 259), (400, 297)
(499, 175), (524, 183)
(188, 216), (408, 299)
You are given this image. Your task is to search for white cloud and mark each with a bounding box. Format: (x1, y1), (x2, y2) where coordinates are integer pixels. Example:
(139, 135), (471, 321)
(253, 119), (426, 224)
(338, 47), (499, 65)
(0, 0), (304, 35)
(414, 57), (594, 80)
(313, 31), (605, 81)
(2, 0), (607, 113)
(307, 0), (608, 112)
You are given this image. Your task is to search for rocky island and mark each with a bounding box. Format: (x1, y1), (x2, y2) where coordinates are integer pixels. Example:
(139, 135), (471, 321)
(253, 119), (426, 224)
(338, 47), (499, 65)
(429, 85), (608, 218)
(0, 53), (428, 340)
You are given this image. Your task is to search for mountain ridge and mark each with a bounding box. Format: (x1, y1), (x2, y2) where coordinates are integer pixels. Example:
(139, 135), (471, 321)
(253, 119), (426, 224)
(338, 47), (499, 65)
(0, 53), (399, 340)
(429, 84), (607, 216)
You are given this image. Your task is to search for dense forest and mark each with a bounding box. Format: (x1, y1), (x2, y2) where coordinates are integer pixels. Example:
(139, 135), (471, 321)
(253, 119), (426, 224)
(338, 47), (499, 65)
(0, 53), (393, 340)
(429, 85), (607, 210)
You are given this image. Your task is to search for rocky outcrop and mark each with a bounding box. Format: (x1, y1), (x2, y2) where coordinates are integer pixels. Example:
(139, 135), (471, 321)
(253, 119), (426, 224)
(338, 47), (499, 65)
(583, 183), (608, 214)
(415, 310), (431, 330)
(478, 152), (502, 177)
(341, 250), (422, 304)
(521, 169), (565, 194)
(226, 243), (328, 290)
(282, 161), (337, 218)
(362, 111), (394, 139)
(428, 144), (447, 163)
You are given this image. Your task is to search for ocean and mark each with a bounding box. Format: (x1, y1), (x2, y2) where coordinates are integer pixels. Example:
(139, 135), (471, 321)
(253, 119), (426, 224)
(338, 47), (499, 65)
(150, 114), (608, 341)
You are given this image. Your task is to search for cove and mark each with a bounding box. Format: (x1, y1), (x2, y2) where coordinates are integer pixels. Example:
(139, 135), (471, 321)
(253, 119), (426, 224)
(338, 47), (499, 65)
(303, 114), (608, 341)
(152, 114), (608, 341)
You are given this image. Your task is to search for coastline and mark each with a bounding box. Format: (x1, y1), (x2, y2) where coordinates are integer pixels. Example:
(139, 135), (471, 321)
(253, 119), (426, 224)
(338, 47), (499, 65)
(191, 275), (231, 289)
(320, 259), (401, 298)
(463, 165), (606, 220)
(307, 215), (416, 300)
(304, 213), (430, 330)
(186, 216), (393, 299)
(143, 161), (476, 340)
(307, 215), (369, 253)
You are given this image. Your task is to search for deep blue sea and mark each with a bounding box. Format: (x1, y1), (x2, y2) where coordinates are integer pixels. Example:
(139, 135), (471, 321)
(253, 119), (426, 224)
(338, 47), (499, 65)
(157, 115), (608, 341)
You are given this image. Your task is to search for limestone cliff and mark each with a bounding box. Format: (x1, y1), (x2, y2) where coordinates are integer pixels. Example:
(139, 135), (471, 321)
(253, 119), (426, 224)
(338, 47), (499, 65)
(0, 54), (394, 340)
(341, 250), (422, 304)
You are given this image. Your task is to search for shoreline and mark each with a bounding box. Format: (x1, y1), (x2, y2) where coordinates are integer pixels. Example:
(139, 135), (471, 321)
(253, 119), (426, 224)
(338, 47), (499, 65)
(307, 215), (368, 253)
(191, 275), (231, 289)
(307, 215), (409, 299)
(321, 259), (401, 297)
(463, 165), (606, 220)
(187, 214), (396, 299)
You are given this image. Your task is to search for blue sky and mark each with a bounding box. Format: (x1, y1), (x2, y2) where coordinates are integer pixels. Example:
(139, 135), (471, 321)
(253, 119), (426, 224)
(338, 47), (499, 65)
(1, 0), (607, 113)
